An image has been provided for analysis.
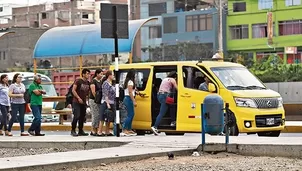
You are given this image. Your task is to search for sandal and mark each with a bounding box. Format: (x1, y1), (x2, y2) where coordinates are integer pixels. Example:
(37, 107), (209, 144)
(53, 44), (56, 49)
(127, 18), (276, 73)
(96, 133), (105, 137)
(106, 133), (114, 136)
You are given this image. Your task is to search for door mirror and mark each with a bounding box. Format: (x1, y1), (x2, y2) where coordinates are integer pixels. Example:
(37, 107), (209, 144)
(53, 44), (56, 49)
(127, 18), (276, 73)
(208, 83), (216, 92)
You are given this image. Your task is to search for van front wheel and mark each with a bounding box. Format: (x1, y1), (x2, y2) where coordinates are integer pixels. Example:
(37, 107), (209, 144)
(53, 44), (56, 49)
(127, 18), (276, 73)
(257, 131), (280, 137)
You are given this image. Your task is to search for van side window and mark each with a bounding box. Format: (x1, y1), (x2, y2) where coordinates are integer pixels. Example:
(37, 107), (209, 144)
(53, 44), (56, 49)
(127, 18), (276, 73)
(119, 69), (150, 91)
(182, 66), (208, 91)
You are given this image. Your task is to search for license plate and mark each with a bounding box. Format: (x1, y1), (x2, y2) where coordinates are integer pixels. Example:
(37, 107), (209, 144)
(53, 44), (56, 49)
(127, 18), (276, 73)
(266, 118), (275, 125)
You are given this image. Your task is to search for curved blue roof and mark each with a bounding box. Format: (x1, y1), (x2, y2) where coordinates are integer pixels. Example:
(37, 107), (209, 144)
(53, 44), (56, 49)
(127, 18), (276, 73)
(33, 18), (157, 59)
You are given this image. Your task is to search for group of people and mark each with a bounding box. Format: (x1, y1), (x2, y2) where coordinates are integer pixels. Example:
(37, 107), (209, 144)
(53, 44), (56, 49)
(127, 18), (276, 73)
(70, 68), (138, 137)
(0, 73), (45, 136)
(0, 69), (182, 137)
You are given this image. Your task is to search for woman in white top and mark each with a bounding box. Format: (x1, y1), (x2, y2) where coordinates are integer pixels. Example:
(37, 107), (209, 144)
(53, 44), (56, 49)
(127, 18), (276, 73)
(0, 74), (10, 136)
(122, 69), (137, 136)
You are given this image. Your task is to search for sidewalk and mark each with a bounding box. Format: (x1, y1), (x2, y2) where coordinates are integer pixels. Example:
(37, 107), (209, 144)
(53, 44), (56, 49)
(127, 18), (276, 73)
(11, 121), (302, 133)
(0, 135), (302, 170)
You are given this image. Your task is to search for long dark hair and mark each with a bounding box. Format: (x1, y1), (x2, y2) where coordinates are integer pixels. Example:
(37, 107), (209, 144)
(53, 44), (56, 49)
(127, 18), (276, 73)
(12, 73), (20, 84)
(93, 69), (102, 79)
(0, 74), (8, 86)
(123, 69), (135, 89)
(167, 71), (177, 78)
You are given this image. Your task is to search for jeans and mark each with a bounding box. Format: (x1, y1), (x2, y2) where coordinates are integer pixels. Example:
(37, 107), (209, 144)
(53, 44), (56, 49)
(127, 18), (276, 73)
(28, 105), (42, 134)
(8, 103), (25, 132)
(72, 102), (86, 131)
(0, 104), (9, 131)
(154, 93), (169, 128)
(123, 96), (135, 130)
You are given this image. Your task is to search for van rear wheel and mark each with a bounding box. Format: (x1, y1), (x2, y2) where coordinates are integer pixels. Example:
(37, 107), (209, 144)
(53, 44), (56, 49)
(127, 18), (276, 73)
(257, 131), (280, 137)
(165, 132), (185, 136)
(224, 125), (239, 136)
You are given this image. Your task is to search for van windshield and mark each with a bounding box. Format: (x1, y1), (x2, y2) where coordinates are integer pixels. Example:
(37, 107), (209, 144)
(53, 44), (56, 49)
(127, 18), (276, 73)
(211, 67), (266, 90)
(22, 80), (57, 96)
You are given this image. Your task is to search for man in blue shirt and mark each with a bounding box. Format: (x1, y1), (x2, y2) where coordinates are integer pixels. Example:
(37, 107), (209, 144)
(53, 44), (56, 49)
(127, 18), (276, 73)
(198, 76), (210, 91)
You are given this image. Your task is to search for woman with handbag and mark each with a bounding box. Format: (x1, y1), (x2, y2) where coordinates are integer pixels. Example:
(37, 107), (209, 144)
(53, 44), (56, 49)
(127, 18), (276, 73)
(151, 71), (178, 136)
(89, 69), (104, 136)
(97, 70), (115, 136)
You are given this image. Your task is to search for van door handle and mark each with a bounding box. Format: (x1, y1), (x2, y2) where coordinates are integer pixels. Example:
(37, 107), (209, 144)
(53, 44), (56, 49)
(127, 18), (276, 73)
(139, 93), (149, 98)
(181, 94), (191, 97)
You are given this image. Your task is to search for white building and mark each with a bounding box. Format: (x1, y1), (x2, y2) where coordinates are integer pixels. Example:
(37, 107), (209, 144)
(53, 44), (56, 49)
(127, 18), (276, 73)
(0, 3), (24, 24)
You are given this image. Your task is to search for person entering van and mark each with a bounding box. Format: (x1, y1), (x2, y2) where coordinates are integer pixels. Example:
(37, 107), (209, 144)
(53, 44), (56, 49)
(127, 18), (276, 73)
(71, 69), (91, 137)
(28, 75), (46, 136)
(151, 71), (178, 136)
(0, 74), (10, 136)
(7, 73), (29, 136)
(89, 69), (104, 136)
(121, 69), (137, 136)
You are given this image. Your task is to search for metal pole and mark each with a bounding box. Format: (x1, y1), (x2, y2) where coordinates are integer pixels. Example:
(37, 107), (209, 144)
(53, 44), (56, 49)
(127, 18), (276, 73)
(33, 59), (37, 75)
(225, 103), (229, 149)
(113, 6), (120, 137)
(201, 104), (205, 152)
(71, 0), (75, 26)
(218, 0), (223, 58)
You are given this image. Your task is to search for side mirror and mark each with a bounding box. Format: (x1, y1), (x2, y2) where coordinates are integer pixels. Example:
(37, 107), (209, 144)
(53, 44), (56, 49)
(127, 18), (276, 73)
(208, 83), (216, 93)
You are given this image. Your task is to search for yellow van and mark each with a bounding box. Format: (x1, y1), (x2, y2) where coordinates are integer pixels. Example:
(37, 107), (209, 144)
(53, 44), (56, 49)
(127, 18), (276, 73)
(111, 61), (285, 137)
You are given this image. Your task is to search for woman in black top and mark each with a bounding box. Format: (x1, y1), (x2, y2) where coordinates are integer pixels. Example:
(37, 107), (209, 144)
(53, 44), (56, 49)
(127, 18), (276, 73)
(89, 69), (104, 136)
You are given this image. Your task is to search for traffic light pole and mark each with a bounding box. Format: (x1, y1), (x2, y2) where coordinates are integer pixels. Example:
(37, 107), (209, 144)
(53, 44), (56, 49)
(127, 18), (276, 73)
(113, 6), (120, 137)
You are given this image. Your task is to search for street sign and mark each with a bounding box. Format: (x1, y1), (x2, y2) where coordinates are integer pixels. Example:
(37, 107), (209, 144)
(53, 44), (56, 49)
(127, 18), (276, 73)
(285, 47), (297, 54)
(100, 3), (129, 137)
(100, 3), (129, 39)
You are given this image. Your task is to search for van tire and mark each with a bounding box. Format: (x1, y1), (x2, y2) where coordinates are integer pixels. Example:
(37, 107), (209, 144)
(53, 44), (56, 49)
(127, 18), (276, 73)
(257, 131), (280, 137)
(226, 125), (239, 136)
(165, 132), (185, 136)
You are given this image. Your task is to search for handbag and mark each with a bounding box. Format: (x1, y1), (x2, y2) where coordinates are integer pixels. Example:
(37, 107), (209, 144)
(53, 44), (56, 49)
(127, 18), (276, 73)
(104, 108), (115, 122)
(166, 92), (174, 104)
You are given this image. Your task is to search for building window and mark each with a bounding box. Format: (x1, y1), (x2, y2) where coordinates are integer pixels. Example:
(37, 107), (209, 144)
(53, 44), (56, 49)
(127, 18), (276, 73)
(163, 17), (178, 34)
(252, 23), (268, 38)
(279, 20), (302, 36)
(0, 7), (3, 12)
(149, 26), (162, 39)
(258, 0), (273, 10)
(186, 14), (212, 32)
(148, 2), (167, 16)
(233, 2), (246, 12)
(42, 12), (47, 19)
(286, 0), (301, 6)
(229, 25), (249, 39)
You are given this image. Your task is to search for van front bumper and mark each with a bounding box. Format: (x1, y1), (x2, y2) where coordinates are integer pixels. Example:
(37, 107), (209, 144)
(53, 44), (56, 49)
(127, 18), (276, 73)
(235, 107), (285, 133)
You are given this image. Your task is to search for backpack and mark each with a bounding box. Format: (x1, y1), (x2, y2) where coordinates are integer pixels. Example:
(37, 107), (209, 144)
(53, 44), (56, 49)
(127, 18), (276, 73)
(119, 85), (125, 102)
(65, 84), (74, 106)
(94, 88), (102, 104)
(24, 89), (31, 104)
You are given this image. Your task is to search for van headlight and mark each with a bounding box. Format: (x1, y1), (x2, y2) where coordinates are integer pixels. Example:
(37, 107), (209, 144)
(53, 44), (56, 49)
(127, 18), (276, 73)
(278, 97), (283, 107)
(234, 98), (257, 108)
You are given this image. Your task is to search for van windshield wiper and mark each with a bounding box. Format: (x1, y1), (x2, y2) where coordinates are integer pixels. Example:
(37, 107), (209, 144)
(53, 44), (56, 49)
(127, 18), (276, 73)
(226, 85), (249, 90)
(246, 85), (266, 90)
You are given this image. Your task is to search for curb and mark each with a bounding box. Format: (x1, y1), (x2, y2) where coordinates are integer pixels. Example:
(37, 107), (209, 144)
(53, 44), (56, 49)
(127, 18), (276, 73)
(0, 141), (128, 150)
(197, 143), (302, 158)
(282, 125), (302, 133)
(12, 125), (302, 133)
(1, 149), (195, 171)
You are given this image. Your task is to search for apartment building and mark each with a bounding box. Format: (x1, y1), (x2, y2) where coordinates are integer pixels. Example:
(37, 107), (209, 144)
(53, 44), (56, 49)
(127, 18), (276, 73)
(227, 0), (302, 64)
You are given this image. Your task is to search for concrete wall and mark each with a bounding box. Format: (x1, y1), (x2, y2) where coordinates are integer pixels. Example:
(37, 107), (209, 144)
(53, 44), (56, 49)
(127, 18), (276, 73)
(265, 82), (302, 104)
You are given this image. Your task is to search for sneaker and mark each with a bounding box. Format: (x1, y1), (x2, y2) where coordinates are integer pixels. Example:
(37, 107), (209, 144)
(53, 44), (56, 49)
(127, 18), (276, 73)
(78, 130), (89, 136)
(151, 126), (159, 136)
(71, 130), (78, 137)
(170, 121), (176, 127)
(35, 133), (45, 136)
(28, 130), (35, 136)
